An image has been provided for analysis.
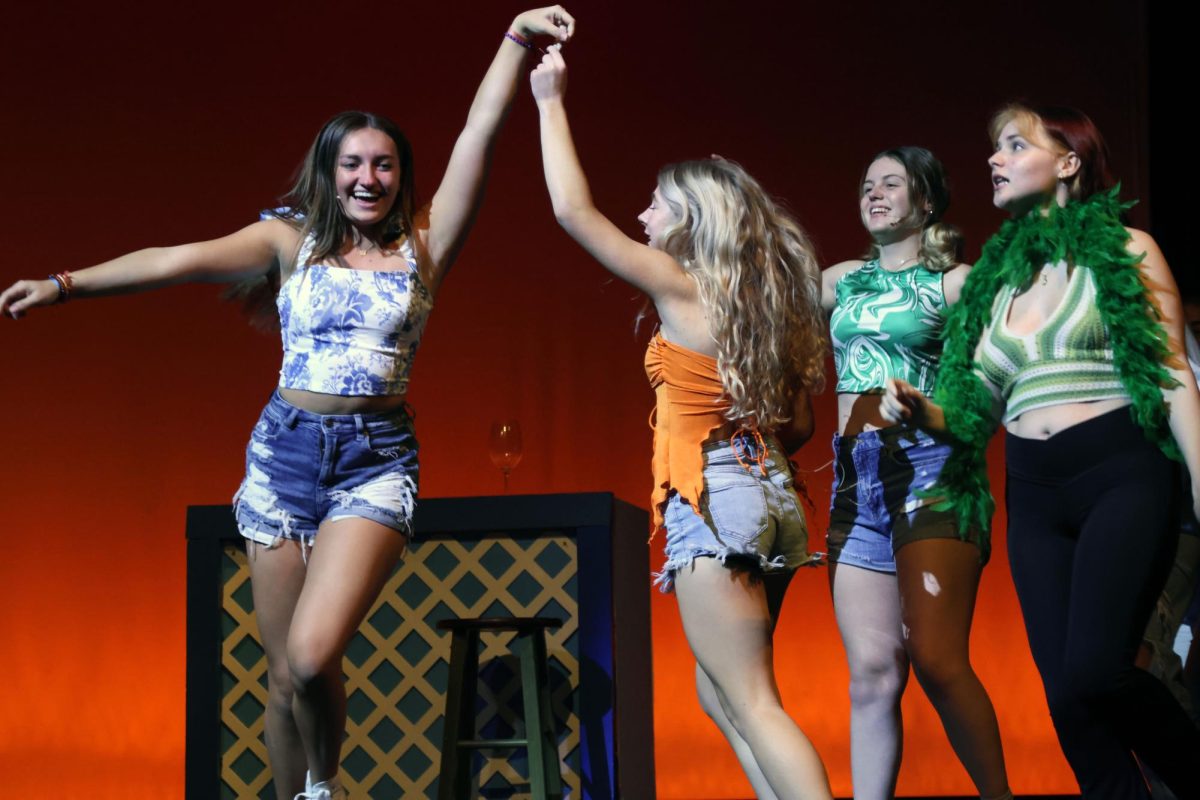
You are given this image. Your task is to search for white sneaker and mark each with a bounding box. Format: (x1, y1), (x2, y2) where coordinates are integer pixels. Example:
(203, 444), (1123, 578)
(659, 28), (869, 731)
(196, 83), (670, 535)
(294, 777), (345, 800)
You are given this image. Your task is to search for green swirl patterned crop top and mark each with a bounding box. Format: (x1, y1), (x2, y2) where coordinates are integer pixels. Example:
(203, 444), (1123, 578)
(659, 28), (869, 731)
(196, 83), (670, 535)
(830, 260), (947, 395)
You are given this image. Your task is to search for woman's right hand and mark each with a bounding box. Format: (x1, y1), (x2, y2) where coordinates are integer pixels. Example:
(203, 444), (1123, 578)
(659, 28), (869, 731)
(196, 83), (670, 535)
(0, 278), (61, 319)
(881, 378), (929, 425)
(530, 44), (567, 105)
(512, 5), (574, 43)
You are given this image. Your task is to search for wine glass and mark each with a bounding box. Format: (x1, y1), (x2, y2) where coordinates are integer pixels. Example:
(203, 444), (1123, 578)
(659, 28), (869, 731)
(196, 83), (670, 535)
(488, 420), (523, 492)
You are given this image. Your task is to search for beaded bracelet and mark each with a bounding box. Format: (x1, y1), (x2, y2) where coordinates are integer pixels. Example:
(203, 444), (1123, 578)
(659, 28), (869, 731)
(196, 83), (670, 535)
(48, 270), (73, 303)
(504, 30), (537, 52)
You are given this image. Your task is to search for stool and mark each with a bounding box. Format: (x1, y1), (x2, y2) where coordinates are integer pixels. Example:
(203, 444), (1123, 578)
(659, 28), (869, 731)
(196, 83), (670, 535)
(436, 617), (564, 800)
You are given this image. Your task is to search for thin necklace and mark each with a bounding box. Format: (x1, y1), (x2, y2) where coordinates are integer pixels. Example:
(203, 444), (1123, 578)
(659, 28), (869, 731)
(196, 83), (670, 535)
(354, 238), (388, 258)
(881, 255), (917, 271)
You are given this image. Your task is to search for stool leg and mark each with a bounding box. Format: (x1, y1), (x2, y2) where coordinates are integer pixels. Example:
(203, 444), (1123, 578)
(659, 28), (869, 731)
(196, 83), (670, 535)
(518, 630), (562, 800)
(439, 628), (480, 800)
(532, 629), (563, 797)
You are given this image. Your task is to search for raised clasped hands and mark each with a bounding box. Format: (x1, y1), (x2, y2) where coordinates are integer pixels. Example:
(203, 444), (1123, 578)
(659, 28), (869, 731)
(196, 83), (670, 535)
(513, 5), (575, 43)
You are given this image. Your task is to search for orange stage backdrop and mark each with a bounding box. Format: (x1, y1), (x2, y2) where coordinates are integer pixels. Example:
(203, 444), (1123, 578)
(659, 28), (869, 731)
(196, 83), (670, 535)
(0, 1), (1156, 797)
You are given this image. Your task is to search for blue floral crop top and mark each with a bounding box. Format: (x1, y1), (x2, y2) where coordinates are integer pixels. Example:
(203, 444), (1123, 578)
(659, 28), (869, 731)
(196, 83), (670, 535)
(276, 233), (432, 396)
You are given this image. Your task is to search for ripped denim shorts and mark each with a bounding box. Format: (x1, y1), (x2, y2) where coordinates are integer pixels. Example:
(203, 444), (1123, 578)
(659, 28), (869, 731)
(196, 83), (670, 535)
(233, 390), (419, 548)
(655, 434), (819, 593)
(825, 425), (974, 573)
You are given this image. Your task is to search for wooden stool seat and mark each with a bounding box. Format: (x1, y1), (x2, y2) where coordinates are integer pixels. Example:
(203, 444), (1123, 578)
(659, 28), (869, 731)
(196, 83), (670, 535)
(437, 616), (564, 800)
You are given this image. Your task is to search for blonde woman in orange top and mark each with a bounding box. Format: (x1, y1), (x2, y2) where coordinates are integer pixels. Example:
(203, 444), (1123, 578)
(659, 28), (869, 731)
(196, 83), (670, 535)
(531, 47), (831, 798)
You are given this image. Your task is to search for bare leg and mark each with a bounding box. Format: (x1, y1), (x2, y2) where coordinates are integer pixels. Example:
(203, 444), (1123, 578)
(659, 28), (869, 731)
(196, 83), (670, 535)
(246, 540), (309, 800)
(693, 572), (791, 800)
(287, 518), (408, 783)
(829, 563), (909, 800)
(895, 539), (1008, 798)
(675, 559), (831, 800)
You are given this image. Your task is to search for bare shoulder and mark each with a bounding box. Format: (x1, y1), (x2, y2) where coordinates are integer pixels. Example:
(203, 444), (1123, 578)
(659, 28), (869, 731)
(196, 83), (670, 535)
(824, 259), (867, 281)
(1124, 227), (1176, 282)
(257, 216), (303, 246)
(249, 217), (306, 270)
(821, 259), (866, 310)
(403, 214), (441, 289)
(1125, 227), (1165, 262)
(1121, 227), (1185, 325)
(941, 262), (972, 306)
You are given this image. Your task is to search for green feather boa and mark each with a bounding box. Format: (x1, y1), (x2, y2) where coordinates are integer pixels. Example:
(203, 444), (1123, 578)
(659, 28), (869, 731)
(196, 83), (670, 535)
(930, 187), (1180, 541)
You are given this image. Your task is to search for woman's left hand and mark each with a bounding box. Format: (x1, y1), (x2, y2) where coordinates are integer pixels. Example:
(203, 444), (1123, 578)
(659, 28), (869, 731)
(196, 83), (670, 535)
(513, 5), (575, 43)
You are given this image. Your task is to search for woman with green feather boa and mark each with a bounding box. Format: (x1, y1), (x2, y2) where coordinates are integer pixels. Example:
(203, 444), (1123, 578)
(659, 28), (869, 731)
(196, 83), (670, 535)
(882, 104), (1200, 798)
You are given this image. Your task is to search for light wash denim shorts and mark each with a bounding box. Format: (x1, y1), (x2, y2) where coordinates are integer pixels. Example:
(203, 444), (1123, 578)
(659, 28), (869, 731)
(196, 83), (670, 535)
(233, 391), (419, 548)
(655, 434), (818, 592)
(825, 425), (969, 573)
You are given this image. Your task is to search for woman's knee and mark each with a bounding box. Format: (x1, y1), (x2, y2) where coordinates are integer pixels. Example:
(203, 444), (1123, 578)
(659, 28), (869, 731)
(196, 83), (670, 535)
(909, 653), (975, 701)
(285, 632), (343, 694)
(721, 694), (781, 740)
(847, 650), (909, 708)
(265, 660), (296, 711)
(906, 632), (972, 692)
(700, 673), (781, 737)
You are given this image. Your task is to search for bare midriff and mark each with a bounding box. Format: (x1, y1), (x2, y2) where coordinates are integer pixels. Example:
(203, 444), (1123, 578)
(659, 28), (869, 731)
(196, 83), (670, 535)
(702, 420), (741, 445)
(1005, 397), (1131, 440)
(837, 392), (892, 437)
(278, 387), (409, 415)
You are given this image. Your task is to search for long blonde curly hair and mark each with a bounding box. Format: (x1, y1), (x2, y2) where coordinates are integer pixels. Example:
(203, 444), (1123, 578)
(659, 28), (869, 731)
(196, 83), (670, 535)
(657, 158), (827, 429)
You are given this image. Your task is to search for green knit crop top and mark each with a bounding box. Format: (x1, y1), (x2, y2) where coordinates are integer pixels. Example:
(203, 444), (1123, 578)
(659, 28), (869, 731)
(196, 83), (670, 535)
(975, 264), (1128, 425)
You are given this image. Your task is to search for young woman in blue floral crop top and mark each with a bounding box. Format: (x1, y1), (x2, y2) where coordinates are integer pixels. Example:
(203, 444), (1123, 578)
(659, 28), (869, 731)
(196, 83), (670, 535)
(0, 8), (575, 799)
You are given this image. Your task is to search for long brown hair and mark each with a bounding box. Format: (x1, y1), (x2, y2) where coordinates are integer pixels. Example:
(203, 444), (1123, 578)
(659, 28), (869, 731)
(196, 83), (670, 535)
(230, 111), (417, 328)
(274, 110), (416, 269)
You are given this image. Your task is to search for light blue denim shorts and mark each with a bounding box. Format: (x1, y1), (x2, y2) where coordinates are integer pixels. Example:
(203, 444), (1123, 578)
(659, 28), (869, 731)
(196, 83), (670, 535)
(655, 435), (819, 593)
(826, 425), (967, 573)
(233, 391), (419, 548)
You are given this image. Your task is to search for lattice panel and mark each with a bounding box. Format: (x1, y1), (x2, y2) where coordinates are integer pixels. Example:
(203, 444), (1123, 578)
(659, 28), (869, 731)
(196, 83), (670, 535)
(218, 535), (581, 799)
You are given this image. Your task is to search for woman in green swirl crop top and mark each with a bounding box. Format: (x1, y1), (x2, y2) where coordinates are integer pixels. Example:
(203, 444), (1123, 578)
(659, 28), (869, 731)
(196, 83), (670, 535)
(822, 147), (1011, 800)
(883, 106), (1200, 798)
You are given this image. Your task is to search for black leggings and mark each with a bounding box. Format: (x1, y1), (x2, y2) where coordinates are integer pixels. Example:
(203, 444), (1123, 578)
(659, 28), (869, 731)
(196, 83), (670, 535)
(1006, 407), (1200, 799)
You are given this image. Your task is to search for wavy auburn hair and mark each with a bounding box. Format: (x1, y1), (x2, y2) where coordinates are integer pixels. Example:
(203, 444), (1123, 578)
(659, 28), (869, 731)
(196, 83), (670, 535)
(656, 158), (827, 429)
(989, 103), (1114, 202)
